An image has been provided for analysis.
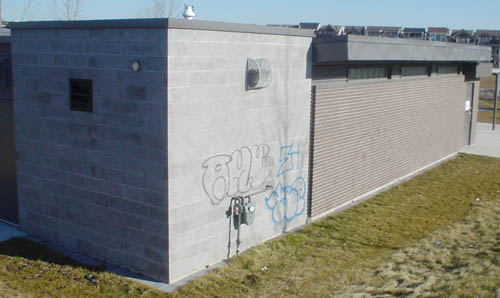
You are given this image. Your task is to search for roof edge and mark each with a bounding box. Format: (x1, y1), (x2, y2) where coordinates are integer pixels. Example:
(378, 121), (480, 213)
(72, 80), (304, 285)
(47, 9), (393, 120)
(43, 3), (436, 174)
(7, 18), (314, 37)
(168, 18), (314, 37)
(314, 35), (492, 63)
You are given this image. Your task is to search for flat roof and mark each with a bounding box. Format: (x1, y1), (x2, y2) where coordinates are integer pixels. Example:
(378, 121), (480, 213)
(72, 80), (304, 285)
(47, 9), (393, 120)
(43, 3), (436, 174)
(314, 35), (491, 63)
(7, 18), (315, 37)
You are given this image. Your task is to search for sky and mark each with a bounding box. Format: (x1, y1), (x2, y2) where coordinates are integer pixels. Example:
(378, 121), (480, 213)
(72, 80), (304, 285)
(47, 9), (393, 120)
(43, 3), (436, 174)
(2, 0), (500, 30)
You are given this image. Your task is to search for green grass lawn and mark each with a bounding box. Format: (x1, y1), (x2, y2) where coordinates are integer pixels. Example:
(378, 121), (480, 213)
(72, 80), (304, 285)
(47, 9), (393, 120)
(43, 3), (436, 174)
(1, 154), (500, 297)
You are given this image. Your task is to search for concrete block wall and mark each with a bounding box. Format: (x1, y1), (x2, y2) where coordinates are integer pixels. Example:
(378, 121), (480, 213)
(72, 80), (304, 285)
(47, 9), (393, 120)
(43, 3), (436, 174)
(167, 28), (312, 282)
(11, 27), (169, 281)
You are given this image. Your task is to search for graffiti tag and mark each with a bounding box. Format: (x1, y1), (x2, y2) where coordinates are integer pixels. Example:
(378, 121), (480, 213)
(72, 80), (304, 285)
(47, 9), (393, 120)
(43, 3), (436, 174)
(265, 177), (306, 224)
(202, 144), (274, 205)
(277, 143), (299, 177)
(266, 143), (306, 224)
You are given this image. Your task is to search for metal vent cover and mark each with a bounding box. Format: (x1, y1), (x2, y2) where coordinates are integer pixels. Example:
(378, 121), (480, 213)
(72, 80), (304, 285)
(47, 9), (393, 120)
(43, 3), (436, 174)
(246, 58), (272, 90)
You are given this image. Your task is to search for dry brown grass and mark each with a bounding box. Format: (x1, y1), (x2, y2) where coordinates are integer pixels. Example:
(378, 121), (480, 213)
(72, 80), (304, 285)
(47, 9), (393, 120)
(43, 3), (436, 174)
(479, 98), (495, 109)
(480, 75), (497, 89)
(478, 110), (500, 123)
(341, 198), (500, 297)
(479, 75), (500, 123)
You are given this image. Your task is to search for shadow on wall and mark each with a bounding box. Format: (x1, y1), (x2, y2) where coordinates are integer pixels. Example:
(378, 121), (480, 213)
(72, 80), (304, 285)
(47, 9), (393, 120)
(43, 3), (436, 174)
(0, 99), (18, 224)
(306, 42), (313, 79)
(268, 36), (312, 232)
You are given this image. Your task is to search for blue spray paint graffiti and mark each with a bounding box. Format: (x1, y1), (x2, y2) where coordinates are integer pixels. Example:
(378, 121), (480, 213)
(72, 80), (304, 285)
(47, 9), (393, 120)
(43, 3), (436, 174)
(265, 177), (306, 224)
(266, 143), (306, 224)
(277, 143), (299, 177)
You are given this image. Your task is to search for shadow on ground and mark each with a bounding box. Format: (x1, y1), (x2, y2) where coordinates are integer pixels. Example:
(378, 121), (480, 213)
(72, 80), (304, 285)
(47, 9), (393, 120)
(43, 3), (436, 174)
(0, 237), (107, 273)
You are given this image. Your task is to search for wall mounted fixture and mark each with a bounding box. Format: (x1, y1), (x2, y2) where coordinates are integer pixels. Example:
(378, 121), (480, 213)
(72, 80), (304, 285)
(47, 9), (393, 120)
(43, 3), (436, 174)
(132, 61), (141, 72)
(246, 58), (272, 90)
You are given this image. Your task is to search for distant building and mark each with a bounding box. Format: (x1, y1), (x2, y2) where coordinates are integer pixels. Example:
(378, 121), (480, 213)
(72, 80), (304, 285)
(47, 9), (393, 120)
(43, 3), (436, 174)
(316, 25), (342, 37)
(365, 26), (402, 38)
(427, 27), (448, 42)
(343, 26), (365, 35)
(451, 29), (475, 44)
(403, 27), (426, 39)
(475, 30), (500, 44)
(475, 30), (500, 67)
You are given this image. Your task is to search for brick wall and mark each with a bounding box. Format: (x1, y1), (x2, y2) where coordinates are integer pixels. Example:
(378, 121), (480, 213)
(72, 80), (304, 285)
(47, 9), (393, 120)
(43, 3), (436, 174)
(11, 28), (169, 281)
(167, 29), (312, 282)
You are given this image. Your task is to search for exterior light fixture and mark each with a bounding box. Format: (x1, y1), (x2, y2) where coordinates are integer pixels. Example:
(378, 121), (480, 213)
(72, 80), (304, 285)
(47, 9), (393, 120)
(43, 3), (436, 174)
(132, 61), (141, 72)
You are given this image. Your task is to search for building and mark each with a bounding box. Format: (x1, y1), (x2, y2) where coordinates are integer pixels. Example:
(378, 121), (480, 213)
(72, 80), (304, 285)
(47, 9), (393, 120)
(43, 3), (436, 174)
(365, 26), (401, 38)
(427, 27), (449, 42)
(3, 18), (491, 284)
(475, 30), (500, 67)
(7, 18), (313, 283)
(403, 27), (426, 39)
(316, 24), (342, 37)
(451, 29), (475, 44)
(343, 25), (365, 35)
(475, 29), (500, 44)
(311, 34), (490, 218)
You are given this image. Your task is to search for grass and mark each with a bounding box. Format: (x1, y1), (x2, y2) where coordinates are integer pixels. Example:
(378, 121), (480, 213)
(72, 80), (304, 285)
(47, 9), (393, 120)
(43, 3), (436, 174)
(479, 76), (500, 123)
(480, 75), (497, 89)
(1, 154), (500, 297)
(341, 195), (500, 297)
(0, 239), (166, 298)
(479, 98), (495, 109)
(478, 110), (500, 123)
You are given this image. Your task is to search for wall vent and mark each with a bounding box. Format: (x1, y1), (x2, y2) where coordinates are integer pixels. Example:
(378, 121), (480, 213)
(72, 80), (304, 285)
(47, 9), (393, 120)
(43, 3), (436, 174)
(246, 58), (272, 90)
(70, 79), (93, 112)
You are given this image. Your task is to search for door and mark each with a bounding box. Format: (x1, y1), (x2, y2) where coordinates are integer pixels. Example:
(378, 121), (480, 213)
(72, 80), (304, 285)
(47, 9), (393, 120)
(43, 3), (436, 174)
(464, 83), (474, 146)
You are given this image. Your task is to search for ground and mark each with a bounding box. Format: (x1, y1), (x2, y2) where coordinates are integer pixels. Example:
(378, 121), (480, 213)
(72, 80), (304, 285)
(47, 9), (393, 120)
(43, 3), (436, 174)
(479, 75), (500, 123)
(0, 154), (499, 297)
(480, 75), (497, 90)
